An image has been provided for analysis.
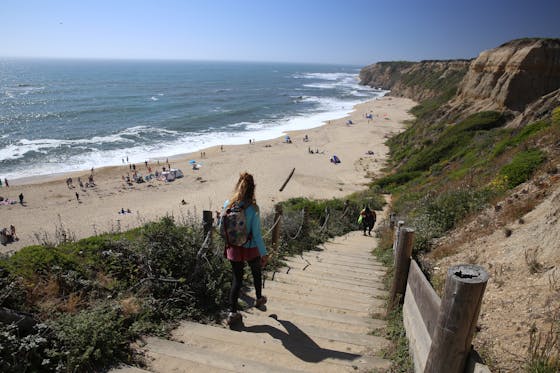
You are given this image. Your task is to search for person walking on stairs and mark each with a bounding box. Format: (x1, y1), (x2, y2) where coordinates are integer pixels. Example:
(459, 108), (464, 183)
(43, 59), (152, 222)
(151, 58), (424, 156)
(220, 172), (268, 326)
(359, 206), (376, 236)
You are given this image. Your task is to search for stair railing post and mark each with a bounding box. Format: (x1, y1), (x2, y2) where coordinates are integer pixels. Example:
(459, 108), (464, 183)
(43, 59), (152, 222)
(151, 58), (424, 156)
(388, 227), (415, 312)
(271, 203), (283, 251)
(424, 264), (489, 373)
(202, 210), (213, 246)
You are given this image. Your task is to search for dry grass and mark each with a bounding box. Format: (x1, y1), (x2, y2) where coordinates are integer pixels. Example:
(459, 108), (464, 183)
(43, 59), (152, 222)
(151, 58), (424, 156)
(96, 272), (117, 290)
(60, 292), (84, 313)
(501, 196), (540, 224)
(526, 308), (560, 372)
(549, 270), (560, 293)
(377, 223), (395, 250)
(431, 242), (461, 261)
(120, 296), (142, 316)
(491, 264), (508, 289)
(524, 247), (544, 274)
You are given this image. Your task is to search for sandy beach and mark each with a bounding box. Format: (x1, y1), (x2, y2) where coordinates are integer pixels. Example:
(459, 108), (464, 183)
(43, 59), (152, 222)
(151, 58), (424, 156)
(0, 96), (416, 253)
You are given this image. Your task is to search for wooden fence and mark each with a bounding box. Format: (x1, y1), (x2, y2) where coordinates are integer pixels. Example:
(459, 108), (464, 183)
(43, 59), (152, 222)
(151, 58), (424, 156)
(389, 224), (491, 373)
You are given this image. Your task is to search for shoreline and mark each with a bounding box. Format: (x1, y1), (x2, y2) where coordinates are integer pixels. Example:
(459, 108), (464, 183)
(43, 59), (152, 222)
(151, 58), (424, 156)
(1, 96), (416, 253)
(7, 94), (386, 187)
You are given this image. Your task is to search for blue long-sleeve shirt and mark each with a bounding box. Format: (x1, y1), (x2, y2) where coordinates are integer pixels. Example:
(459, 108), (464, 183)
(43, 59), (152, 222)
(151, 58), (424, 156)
(222, 200), (267, 256)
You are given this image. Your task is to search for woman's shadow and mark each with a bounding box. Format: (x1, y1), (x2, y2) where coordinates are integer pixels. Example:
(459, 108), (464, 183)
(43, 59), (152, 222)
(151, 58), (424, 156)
(230, 312), (362, 363)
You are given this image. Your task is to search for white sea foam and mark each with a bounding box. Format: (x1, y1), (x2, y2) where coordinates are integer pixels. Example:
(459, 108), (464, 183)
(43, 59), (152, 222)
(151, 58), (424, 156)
(2, 71), (387, 181)
(0, 126), (181, 163)
(293, 72), (357, 81)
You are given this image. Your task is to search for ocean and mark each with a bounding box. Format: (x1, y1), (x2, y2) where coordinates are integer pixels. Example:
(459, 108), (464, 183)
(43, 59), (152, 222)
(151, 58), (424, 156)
(0, 59), (384, 180)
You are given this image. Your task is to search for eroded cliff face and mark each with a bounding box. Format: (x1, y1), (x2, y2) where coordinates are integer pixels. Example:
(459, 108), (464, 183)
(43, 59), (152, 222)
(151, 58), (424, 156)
(360, 39), (560, 125)
(451, 38), (560, 114)
(359, 60), (470, 102)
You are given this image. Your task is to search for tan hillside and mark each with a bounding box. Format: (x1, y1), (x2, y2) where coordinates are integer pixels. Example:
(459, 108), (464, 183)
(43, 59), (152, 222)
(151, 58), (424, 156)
(360, 37), (560, 371)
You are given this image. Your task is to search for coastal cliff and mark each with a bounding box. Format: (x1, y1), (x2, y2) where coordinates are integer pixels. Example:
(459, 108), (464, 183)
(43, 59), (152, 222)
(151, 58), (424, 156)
(359, 60), (471, 102)
(451, 38), (560, 114)
(363, 38), (560, 372)
(360, 38), (560, 123)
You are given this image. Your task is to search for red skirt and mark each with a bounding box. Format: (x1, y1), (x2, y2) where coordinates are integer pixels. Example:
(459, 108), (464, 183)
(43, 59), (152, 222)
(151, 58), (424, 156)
(225, 245), (260, 262)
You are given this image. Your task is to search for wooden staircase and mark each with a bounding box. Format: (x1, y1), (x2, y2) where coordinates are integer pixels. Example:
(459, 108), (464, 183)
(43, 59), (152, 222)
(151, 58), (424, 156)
(113, 231), (391, 372)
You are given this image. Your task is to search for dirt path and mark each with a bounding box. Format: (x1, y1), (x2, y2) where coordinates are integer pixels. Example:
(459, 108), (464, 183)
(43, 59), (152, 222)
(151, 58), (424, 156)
(113, 231), (390, 372)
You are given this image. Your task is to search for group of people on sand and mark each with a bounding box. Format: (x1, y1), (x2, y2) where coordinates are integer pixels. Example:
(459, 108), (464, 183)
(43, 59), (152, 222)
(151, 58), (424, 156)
(0, 178), (8, 187)
(0, 225), (17, 245)
(67, 174), (95, 190)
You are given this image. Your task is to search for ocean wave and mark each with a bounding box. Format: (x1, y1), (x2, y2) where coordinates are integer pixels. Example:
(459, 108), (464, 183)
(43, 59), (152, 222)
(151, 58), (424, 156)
(3, 85), (46, 98)
(0, 126), (181, 162)
(0, 64), (387, 180)
(293, 72), (357, 81)
(303, 83), (336, 89)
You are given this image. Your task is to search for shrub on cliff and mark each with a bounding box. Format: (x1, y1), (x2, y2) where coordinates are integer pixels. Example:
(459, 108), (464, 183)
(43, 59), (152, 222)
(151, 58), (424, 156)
(408, 187), (495, 253)
(500, 149), (545, 188)
(552, 106), (560, 126)
(399, 111), (504, 173)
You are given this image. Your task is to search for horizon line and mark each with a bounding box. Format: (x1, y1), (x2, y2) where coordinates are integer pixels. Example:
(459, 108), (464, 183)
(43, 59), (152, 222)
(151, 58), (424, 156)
(0, 55), (368, 67)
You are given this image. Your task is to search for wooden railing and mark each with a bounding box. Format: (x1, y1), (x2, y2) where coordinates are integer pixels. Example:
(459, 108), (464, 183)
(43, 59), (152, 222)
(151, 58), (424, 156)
(389, 224), (491, 373)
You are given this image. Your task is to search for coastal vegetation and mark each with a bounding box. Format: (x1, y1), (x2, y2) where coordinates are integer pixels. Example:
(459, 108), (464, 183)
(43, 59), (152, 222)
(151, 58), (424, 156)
(367, 59), (560, 369)
(0, 195), (380, 372)
(376, 107), (556, 256)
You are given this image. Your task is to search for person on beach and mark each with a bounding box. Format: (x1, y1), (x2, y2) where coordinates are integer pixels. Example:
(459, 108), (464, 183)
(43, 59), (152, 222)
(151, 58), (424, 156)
(10, 225), (17, 240)
(221, 172), (268, 326)
(75, 192), (80, 202)
(18, 193), (24, 205)
(4, 178), (8, 188)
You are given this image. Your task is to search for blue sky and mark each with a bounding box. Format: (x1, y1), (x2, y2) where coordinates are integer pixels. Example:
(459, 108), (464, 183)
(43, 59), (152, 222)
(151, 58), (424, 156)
(1, 0), (558, 65)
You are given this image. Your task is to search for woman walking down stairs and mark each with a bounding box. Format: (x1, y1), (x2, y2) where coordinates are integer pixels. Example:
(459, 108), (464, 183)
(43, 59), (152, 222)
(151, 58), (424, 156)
(112, 231), (390, 372)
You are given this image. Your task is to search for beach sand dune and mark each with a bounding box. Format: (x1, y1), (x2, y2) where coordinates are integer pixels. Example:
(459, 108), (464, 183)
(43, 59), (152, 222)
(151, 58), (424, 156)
(0, 97), (415, 253)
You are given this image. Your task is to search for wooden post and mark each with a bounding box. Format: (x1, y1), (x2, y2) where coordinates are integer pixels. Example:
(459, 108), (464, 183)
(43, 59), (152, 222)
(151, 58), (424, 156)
(389, 212), (396, 230)
(388, 227), (415, 312)
(271, 204), (283, 251)
(393, 220), (405, 258)
(202, 210), (213, 245)
(424, 264), (489, 373)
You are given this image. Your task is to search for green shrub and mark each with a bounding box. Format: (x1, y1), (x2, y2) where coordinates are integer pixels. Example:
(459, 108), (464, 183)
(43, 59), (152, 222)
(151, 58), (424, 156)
(401, 112), (504, 173)
(452, 111), (505, 133)
(500, 149), (545, 188)
(493, 120), (550, 157)
(374, 171), (424, 189)
(408, 187), (495, 253)
(552, 106), (560, 126)
(0, 323), (59, 372)
(50, 305), (131, 372)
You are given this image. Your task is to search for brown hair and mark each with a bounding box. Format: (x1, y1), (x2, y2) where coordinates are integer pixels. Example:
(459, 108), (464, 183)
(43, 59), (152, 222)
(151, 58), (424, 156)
(229, 172), (256, 207)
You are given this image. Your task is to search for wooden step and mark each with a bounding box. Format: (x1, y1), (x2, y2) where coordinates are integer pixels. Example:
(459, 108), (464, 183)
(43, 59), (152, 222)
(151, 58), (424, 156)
(239, 291), (386, 331)
(125, 230), (392, 372)
(144, 337), (305, 373)
(259, 276), (388, 300)
(270, 270), (385, 292)
(172, 320), (390, 372)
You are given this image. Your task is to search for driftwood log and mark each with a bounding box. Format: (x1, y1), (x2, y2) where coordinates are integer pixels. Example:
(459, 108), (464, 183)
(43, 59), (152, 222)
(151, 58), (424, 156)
(279, 168), (295, 192)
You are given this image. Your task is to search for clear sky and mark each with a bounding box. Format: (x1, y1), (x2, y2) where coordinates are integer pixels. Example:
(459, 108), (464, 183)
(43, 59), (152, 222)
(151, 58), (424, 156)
(1, 0), (559, 65)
